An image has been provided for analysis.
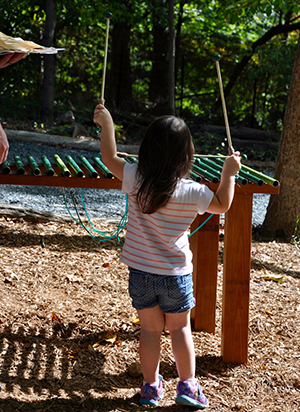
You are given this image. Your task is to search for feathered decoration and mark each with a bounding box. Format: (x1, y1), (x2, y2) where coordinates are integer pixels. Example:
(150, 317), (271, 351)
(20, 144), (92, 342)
(0, 32), (64, 56)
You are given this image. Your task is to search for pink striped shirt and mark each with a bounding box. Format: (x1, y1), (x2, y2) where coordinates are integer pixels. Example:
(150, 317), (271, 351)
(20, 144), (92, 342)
(120, 163), (214, 275)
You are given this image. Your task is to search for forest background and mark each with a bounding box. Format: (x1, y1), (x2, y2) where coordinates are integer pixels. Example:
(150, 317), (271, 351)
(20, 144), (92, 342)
(1, 0), (300, 238)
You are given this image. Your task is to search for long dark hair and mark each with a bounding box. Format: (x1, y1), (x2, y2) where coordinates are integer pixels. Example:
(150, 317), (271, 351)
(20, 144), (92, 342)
(136, 116), (194, 214)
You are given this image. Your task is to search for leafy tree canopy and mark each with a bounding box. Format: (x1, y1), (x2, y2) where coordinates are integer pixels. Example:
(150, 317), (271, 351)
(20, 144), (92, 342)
(0, 0), (299, 143)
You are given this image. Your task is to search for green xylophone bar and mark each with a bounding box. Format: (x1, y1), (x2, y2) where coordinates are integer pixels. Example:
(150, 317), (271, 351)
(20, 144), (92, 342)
(53, 154), (71, 177)
(41, 155), (55, 176)
(128, 156), (138, 163)
(14, 155), (25, 175)
(196, 157), (248, 185)
(124, 157), (136, 165)
(192, 163), (219, 183)
(27, 155), (41, 176)
(213, 157), (264, 186)
(79, 155), (98, 178)
(190, 171), (202, 182)
(240, 163), (279, 187)
(195, 158), (222, 180)
(1, 160), (10, 174)
(92, 156), (113, 179)
(66, 155), (84, 178)
(214, 153), (278, 187)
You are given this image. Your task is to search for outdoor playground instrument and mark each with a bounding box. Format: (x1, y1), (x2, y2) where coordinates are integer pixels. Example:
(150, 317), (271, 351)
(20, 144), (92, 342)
(0, 152), (280, 364)
(0, 154), (120, 188)
(117, 152), (280, 187)
(213, 54), (235, 155)
(99, 12), (113, 105)
(0, 153), (279, 188)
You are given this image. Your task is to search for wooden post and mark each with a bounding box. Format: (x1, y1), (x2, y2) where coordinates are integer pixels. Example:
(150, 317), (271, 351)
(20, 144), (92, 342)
(221, 192), (253, 363)
(191, 213), (220, 333)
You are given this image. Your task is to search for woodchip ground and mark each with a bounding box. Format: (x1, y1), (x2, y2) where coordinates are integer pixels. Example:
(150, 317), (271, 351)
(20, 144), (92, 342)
(0, 216), (299, 411)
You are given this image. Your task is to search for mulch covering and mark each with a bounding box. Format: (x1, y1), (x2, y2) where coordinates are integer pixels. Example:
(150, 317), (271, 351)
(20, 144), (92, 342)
(0, 216), (299, 411)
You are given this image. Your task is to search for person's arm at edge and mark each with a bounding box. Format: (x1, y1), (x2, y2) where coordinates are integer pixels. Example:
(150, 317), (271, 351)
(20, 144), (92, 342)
(0, 52), (26, 68)
(0, 52), (26, 163)
(93, 104), (125, 181)
(0, 123), (9, 163)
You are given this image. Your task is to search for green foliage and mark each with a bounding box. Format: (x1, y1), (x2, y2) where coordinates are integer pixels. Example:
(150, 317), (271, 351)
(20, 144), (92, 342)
(225, 0), (300, 23)
(1, 0), (300, 158)
(290, 216), (300, 245)
(114, 123), (126, 143)
(193, 132), (228, 154)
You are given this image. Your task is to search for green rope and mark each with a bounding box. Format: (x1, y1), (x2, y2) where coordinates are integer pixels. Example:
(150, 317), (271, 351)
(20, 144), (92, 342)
(62, 185), (212, 243)
(188, 213), (214, 238)
(79, 188), (128, 244)
(61, 150), (128, 244)
(62, 187), (128, 245)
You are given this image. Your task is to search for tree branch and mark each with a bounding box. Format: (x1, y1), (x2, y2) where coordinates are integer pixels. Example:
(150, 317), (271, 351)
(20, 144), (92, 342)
(223, 21), (300, 99)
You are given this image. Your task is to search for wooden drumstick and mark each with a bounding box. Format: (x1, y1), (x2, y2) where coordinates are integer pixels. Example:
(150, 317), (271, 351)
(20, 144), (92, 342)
(213, 54), (234, 155)
(99, 12), (113, 105)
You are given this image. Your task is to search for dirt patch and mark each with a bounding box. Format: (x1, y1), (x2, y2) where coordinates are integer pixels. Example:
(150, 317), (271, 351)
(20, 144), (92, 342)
(0, 216), (299, 411)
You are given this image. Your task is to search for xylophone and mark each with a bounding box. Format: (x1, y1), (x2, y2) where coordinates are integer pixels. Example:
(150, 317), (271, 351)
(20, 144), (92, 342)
(0, 151), (280, 364)
(0, 152), (279, 190)
(0, 153), (122, 189)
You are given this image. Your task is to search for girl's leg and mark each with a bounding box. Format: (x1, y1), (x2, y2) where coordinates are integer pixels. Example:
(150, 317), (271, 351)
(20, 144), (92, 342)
(137, 305), (165, 383)
(165, 310), (195, 381)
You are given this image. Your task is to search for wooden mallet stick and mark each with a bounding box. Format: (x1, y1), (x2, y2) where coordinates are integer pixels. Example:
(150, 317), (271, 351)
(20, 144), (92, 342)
(213, 54), (234, 155)
(99, 12), (113, 105)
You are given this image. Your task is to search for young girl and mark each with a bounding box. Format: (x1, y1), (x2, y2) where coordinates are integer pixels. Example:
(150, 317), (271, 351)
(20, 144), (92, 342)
(93, 104), (241, 409)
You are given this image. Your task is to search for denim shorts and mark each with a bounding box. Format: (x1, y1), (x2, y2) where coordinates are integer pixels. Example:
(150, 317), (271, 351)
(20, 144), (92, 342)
(128, 267), (195, 313)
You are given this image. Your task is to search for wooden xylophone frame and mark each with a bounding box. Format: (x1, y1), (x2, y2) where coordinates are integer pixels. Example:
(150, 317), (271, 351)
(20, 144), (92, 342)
(0, 163), (122, 189)
(190, 181), (279, 363)
(0, 157), (280, 364)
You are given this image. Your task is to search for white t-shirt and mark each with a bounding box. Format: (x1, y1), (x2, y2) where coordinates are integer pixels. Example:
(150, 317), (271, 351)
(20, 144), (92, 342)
(120, 162), (214, 276)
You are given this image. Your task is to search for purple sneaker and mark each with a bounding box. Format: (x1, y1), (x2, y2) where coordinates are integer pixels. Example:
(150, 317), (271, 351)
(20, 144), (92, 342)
(175, 379), (209, 409)
(139, 374), (163, 406)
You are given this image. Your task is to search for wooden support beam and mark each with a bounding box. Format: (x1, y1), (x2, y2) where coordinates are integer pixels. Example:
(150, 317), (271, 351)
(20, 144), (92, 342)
(191, 213), (220, 333)
(222, 192), (253, 363)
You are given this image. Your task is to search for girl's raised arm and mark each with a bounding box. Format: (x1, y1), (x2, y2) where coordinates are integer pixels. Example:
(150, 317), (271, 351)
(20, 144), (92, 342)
(206, 152), (241, 214)
(93, 104), (126, 181)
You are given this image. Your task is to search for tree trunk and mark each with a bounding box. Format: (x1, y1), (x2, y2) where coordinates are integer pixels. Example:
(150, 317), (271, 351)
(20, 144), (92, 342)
(149, 0), (169, 104)
(261, 32), (300, 240)
(0, 203), (73, 223)
(40, 0), (57, 123)
(174, 0), (185, 85)
(107, 19), (132, 109)
(167, 0), (175, 115)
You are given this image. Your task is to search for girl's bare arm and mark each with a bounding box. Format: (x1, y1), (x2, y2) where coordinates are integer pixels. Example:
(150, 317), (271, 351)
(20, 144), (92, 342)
(206, 153), (241, 214)
(93, 104), (126, 181)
